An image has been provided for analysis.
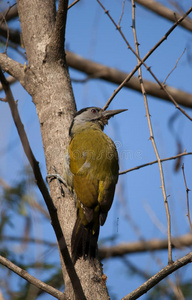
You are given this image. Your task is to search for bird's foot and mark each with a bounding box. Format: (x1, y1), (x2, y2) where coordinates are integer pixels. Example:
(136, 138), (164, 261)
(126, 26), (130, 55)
(46, 166), (66, 197)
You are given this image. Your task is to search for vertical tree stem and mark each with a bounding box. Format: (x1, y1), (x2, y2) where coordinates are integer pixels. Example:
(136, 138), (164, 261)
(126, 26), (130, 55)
(131, 0), (173, 263)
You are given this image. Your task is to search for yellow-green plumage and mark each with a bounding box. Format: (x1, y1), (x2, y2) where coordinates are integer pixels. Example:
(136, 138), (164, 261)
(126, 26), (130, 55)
(69, 123), (118, 228)
(64, 107), (127, 263)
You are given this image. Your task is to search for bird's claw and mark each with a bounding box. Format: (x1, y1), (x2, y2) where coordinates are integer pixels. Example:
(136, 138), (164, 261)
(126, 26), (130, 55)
(46, 166), (66, 197)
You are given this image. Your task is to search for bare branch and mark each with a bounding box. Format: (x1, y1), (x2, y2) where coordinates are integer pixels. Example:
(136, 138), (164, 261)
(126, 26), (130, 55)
(167, 277), (185, 300)
(97, 1), (192, 121)
(118, 0), (126, 27)
(68, 0), (80, 9)
(0, 54), (25, 86)
(122, 252), (192, 300)
(135, 0), (192, 32)
(131, 0), (172, 263)
(1, 23), (192, 109)
(182, 164), (192, 233)
(0, 75), (16, 90)
(4, 233), (192, 257)
(119, 151), (192, 175)
(0, 24), (21, 45)
(66, 51), (192, 109)
(0, 255), (66, 300)
(99, 234), (192, 258)
(163, 48), (186, 85)
(0, 70), (86, 300)
(1, 1), (79, 24)
(55, 0), (69, 48)
(2, 1), (192, 32)
(0, 15), (9, 53)
(0, 4), (18, 22)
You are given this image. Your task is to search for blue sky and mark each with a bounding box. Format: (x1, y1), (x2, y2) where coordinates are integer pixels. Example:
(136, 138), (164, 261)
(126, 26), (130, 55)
(0, 1), (192, 299)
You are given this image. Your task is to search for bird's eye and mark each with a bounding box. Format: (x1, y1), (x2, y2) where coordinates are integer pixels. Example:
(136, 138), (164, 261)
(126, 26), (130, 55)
(91, 108), (98, 114)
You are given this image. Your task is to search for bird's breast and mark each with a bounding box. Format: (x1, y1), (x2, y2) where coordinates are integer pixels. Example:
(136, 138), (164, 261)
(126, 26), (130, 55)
(69, 128), (119, 180)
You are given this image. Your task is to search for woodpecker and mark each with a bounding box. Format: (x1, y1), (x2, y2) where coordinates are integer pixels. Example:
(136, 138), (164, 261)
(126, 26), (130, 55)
(63, 107), (127, 263)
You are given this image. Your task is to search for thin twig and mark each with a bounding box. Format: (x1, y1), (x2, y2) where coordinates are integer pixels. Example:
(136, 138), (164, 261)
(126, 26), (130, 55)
(167, 277), (185, 300)
(122, 252), (192, 300)
(0, 13), (9, 53)
(97, 0), (192, 121)
(182, 164), (192, 233)
(119, 151), (192, 175)
(163, 48), (186, 85)
(0, 3), (17, 25)
(0, 255), (66, 300)
(68, 0), (80, 9)
(0, 70), (86, 300)
(118, 0), (126, 27)
(144, 202), (167, 235)
(131, 0), (172, 263)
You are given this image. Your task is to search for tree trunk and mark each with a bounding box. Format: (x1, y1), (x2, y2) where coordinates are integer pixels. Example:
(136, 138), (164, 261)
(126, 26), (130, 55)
(16, 0), (109, 298)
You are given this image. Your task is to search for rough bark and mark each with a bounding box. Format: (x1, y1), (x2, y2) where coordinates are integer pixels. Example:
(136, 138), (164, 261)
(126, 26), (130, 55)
(9, 0), (109, 299)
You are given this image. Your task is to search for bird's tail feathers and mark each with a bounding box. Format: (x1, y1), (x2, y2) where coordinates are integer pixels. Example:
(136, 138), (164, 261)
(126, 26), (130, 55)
(71, 216), (99, 264)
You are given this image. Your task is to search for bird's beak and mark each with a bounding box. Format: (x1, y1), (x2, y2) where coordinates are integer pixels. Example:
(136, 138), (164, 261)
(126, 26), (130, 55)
(102, 109), (128, 119)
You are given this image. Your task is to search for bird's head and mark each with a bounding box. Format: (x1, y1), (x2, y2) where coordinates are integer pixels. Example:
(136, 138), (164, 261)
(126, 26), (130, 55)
(69, 107), (127, 136)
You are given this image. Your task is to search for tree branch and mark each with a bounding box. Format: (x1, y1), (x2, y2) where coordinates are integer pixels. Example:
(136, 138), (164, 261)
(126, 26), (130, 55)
(99, 234), (192, 259)
(66, 51), (192, 108)
(132, 0), (172, 262)
(68, 0), (80, 10)
(3, 233), (192, 257)
(119, 151), (192, 175)
(182, 164), (192, 233)
(135, 0), (192, 32)
(2, 2), (192, 32)
(0, 255), (66, 300)
(122, 252), (192, 300)
(0, 24), (20, 44)
(54, 0), (68, 50)
(0, 54), (25, 85)
(97, 0), (192, 121)
(0, 75), (17, 90)
(1, 23), (192, 108)
(0, 69), (86, 300)
(1, 4), (18, 22)
(46, 0), (69, 61)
